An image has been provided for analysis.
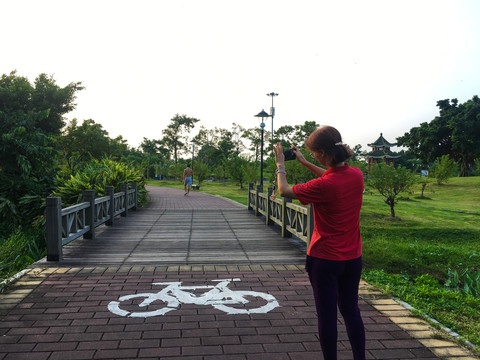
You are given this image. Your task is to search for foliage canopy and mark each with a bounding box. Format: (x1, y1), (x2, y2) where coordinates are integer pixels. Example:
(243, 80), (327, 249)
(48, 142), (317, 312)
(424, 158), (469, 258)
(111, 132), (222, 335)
(397, 95), (480, 176)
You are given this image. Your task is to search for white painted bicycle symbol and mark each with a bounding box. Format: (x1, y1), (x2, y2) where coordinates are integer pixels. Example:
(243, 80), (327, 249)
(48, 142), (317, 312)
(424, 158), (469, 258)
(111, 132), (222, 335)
(108, 278), (280, 318)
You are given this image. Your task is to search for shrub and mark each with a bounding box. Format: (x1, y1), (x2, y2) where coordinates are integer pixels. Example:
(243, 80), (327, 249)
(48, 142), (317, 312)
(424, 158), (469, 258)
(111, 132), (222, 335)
(0, 227), (45, 280)
(53, 158), (147, 206)
(431, 155), (457, 185)
(445, 268), (480, 298)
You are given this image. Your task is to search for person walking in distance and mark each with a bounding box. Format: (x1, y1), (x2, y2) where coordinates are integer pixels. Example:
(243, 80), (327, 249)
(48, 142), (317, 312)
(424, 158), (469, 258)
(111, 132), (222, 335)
(183, 164), (193, 196)
(273, 125), (366, 360)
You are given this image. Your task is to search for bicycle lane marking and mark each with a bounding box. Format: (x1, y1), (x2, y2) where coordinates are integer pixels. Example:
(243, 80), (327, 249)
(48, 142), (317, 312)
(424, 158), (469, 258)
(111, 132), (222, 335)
(107, 278), (280, 318)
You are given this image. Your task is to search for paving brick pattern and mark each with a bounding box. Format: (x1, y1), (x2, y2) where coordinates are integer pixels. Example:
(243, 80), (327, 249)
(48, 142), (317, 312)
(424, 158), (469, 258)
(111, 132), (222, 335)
(2, 267), (478, 359)
(1, 186), (478, 359)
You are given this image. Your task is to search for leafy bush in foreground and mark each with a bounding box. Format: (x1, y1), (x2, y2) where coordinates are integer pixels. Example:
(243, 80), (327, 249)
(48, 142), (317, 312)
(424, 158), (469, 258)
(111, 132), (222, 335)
(0, 227), (45, 280)
(445, 268), (480, 298)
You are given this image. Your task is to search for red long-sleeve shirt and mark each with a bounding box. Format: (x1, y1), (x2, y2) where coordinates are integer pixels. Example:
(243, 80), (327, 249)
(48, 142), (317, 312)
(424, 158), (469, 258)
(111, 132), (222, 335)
(293, 163), (364, 261)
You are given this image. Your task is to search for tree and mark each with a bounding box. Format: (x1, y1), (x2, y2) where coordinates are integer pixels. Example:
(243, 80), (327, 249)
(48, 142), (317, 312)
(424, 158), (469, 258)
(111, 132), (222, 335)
(0, 71), (83, 232)
(31, 73), (84, 134)
(0, 109), (55, 230)
(139, 137), (169, 162)
(393, 150), (422, 171)
(193, 161), (210, 184)
(195, 126), (219, 147)
(242, 127), (262, 163)
(57, 119), (112, 174)
(417, 177), (432, 198)
(228, 156), (249, 189)
(167, 162), (185, 181)
(196, 144), (223, 169)
(213, 164), (225, 181)
(368, 163), (416, 218)
(275, 125), (296, 144)
(351, 144), (368, 162)
(293, 121), (320, 145)
(140, 137), (161, 156)
(0, 71), (83, 135)
(430, 154), (457, 185)
(231, 123), (246, 156)
(162, 114), (200, 163)
(217, 128), (237, 159)
(447, 96), (480, 176)
(397, 96), (480, 176)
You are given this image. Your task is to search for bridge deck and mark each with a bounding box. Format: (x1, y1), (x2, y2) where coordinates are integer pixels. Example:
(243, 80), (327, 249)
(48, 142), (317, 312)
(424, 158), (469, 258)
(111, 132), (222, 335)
(47, 186), (306, 266)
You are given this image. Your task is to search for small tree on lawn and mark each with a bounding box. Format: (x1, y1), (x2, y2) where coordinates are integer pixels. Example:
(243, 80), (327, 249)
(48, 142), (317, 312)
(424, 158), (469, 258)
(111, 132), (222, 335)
(228, 156), (249, 189)
(193, 161), (210, 184)
(418, 177), (432, 198)
(431, 154), (456, 185)
(243, 161), (257, 185)
(369, 163), (416, 218)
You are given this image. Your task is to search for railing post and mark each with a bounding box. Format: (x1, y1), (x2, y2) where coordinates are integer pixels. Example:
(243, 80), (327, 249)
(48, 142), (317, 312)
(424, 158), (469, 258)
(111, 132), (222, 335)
(266, 187), (273, 225)
(133, 182), (138, 210)
(83, 190), (96, 240)
(255, 185), (262, 216)
(306, 204), (314, 249)
(282, 197), (292, 238)
(247, 183), (253, 211)
(46, 197), (63, 261)
(106, 186), (115, 226)
(121, 183), (128, 217)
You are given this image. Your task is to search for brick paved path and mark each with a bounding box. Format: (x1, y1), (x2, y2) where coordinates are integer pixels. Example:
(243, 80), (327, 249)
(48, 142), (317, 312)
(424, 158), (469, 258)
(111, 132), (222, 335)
(0, 186), (478, 359)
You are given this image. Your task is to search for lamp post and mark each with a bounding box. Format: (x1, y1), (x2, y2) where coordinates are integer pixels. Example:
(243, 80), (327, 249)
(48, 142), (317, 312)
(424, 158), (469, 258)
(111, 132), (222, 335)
(267, 92), (278, 140)
(254, 110), (271, 186)
(191, 139), (197, 183)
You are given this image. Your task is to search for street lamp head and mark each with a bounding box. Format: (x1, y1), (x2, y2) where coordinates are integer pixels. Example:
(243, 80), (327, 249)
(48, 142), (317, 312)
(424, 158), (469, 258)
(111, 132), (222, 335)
(267, 92), (279, 97)
(255, 109), (271, 119)
(255, 109), (270, 128)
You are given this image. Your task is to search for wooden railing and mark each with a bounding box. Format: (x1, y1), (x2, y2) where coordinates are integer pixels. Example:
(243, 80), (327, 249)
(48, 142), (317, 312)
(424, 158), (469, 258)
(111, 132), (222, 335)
(247, 183), (314, 249)
(45, 183), (138, 261)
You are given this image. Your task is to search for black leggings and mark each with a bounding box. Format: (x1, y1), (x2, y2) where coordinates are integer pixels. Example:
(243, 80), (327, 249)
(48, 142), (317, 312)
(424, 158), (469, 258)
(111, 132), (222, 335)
(306, 255), (365, 360)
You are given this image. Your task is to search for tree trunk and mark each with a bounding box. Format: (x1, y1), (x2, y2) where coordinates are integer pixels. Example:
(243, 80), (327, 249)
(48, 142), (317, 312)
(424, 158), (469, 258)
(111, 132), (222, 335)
(460, 160), (468, 177)
(386, 197), (396, 217)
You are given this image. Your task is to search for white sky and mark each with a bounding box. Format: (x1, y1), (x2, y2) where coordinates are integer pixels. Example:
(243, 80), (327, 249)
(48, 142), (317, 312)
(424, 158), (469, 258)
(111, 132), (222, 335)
(2, 0), (480, 152)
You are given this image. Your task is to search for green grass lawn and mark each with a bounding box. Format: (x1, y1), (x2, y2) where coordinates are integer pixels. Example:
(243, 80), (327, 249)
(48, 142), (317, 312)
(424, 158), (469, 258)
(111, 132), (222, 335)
(148, 176), (480, 350)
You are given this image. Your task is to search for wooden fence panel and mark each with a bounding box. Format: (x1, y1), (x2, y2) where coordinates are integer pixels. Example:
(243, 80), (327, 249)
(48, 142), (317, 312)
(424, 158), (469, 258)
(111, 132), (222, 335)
(247, 183), (313, 250)
(46, 183), (137, 261)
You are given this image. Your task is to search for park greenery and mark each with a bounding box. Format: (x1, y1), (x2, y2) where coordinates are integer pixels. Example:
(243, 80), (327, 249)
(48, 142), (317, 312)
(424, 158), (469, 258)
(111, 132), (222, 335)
(1, 70), (480, 349)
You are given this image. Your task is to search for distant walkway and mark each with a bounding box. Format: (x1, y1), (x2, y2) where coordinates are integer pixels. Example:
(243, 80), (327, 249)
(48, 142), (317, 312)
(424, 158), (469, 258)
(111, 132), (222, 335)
(0, 186), (477, 359)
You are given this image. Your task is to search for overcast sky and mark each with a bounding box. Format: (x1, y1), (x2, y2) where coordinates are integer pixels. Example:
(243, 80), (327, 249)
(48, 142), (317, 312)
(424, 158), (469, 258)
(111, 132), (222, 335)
(2, 0), (480, 152)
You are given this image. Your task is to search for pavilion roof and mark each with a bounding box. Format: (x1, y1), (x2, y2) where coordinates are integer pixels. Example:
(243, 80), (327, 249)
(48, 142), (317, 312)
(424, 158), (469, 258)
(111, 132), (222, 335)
(367, 133), (397, 147)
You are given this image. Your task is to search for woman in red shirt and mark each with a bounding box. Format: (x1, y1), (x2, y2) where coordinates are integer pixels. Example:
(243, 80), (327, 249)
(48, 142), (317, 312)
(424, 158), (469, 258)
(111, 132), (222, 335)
(274, 125), (365, 360)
